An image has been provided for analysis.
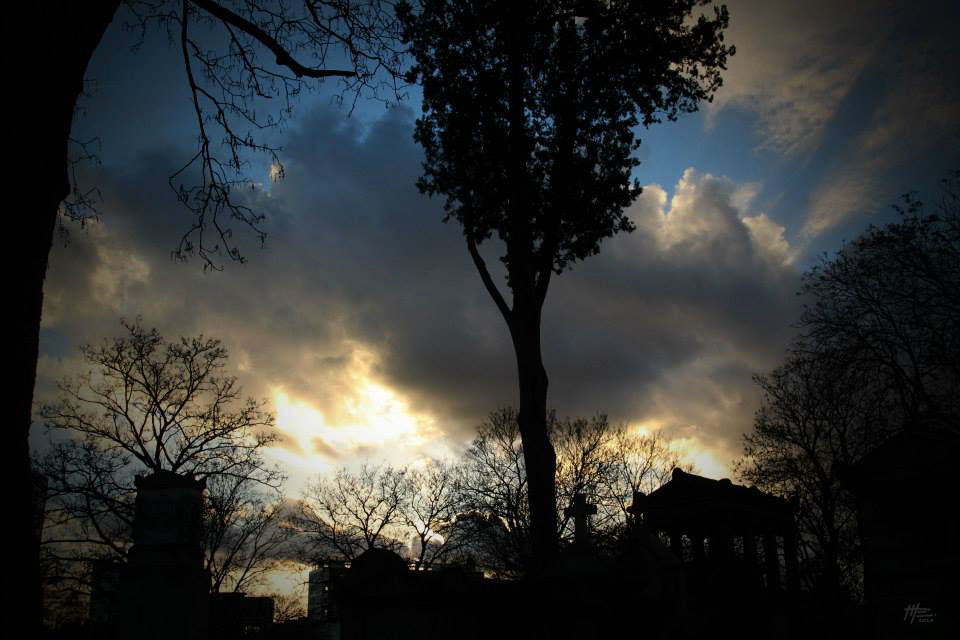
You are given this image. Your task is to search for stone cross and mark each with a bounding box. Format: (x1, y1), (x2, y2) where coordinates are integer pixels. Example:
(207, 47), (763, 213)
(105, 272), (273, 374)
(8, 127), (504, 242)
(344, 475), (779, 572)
(564, 492), (597, 547)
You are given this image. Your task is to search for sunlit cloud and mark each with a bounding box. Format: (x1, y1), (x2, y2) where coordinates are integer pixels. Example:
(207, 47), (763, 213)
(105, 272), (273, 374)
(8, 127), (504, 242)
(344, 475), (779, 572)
(266, 344), (449, 486)
(269, 162), (284, 183)
(622, 419), (733, 481)
(635, 168), (793, 269)
(675, 436), (731, 480)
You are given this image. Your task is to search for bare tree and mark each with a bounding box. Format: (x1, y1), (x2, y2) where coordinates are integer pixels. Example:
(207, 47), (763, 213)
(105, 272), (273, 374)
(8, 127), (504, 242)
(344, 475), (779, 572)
(554, 415), (692, 547)
(795, 173), (960, 429)
(266, 589), (308, 623)
(737, 354), (879, 601)
(35, 320), (285, 609)
(203, 470), (293, 593)
(602, 425), (691, 520)
(296, 463), (408, 562)
(453, 408), (531, 577)
(41, 319), (277, 479)
(455, 408), (688, 576)
(122, 0), (406, 266)
(401, 461), (465, 570)
(39, 441), (137, 568)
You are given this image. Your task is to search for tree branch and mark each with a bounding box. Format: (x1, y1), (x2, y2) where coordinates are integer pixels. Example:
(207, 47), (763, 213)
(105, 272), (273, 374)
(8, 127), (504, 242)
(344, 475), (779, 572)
(466, 233), (513, 325)
(190, 0), (355, 79)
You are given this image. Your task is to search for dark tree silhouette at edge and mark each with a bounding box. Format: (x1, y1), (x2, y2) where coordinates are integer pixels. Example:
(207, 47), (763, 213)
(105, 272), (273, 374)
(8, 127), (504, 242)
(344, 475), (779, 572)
(8, 1), (401, 629)
(399, 0), (733, 569)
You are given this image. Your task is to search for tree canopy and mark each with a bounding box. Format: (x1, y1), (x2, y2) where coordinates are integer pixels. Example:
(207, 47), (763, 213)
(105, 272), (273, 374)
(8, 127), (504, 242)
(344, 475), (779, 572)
(795, 174), (960, 428)
(401, 0), (733, 280)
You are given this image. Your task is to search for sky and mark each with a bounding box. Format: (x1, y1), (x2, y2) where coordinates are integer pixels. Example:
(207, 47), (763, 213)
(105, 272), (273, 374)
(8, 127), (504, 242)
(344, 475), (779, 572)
(34, 0), (960, 497)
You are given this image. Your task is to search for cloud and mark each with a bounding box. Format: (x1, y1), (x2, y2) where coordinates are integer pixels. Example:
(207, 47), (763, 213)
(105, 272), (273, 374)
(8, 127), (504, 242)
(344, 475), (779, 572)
(543, 169), (801, 464)
(710, 0), (897, 156)
(800, 9), (960, 238)
(741, 214), (792, 266)
(39, 107), (801, 488)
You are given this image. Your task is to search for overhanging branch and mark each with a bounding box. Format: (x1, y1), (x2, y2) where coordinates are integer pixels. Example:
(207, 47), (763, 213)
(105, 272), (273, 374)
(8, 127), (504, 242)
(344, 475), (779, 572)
(191, 0), (356, 79)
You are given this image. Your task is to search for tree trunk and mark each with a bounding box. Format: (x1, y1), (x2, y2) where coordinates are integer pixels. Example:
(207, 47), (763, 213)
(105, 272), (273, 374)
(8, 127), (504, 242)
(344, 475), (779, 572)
(7, 1), (120, 629)
(501, 1), (558, 572)
(510, 294), (558, 571)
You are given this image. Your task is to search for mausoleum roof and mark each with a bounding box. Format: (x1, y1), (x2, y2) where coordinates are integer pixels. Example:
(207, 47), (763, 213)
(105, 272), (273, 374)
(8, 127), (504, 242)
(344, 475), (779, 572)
(640, 468), (793, 532)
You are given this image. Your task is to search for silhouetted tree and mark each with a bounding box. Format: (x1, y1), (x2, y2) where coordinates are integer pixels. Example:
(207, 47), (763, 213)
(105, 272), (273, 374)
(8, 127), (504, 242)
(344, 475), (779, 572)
(737, 355), (879, 600)
(453, 408), (531, 576)
(598, 420), (691, 519)
(401, 460), (468, 570)
(456, 408), (689, 576)
(737, 174), (960, 601)
(398, 0), (733, 566)
(35, 321), (287, 604)
(295, 463), (409, 562)
(11, 2), (402, 623)
(290, 409), (687, 577)
(203, 469), (293, 593)
(266, 589), (308, 623)
(796, 174), (960, 429)
(295, 461), (473, 570)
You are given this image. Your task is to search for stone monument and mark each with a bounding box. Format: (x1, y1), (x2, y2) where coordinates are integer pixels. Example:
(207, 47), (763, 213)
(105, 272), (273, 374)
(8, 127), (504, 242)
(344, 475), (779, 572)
(116, 470), (209, 640)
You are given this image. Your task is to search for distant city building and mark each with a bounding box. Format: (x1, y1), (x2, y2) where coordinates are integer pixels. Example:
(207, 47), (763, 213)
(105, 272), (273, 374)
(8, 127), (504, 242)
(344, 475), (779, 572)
(308, 562), (348, 621)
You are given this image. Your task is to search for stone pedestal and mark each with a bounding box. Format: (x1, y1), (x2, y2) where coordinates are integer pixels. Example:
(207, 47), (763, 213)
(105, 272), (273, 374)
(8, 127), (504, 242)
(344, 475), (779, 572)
(117, 470), (209, 640)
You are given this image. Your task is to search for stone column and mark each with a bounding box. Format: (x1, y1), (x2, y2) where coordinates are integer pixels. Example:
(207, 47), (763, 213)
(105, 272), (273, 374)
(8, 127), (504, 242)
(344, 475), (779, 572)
(743, 532), (757, 567)
(711, 523), (733, 561)
(669, 530), (684, 559)
(692, 531), (706, 564)
(763, 532), (781, 593)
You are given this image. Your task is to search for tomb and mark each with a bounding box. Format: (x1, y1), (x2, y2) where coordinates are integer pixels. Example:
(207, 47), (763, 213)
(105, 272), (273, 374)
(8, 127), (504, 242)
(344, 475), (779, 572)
(308, 561), (348, 623)
(628, 468), (801, 639)
(115, 470), (210, 640)
(632, 467), (800, 595)
(327, 478), (803, 640)
(334, 547), (516, 640)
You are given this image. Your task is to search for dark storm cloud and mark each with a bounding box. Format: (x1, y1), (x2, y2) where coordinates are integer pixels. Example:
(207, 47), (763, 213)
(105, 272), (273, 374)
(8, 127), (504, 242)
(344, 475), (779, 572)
(715, 0), (960, 244)
(39, 105), (801, 473)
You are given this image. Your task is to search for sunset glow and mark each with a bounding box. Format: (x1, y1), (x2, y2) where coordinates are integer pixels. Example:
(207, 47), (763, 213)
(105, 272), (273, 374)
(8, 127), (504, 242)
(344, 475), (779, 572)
(268, 346), (444, 479)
